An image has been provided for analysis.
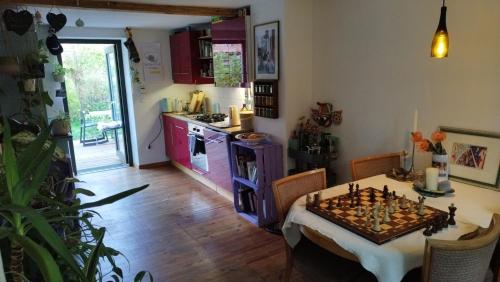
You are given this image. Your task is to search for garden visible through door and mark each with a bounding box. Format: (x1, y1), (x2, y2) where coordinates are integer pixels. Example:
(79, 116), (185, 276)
(60, 40), (131, 174)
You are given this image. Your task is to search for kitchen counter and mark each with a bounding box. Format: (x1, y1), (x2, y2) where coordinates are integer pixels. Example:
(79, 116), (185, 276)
(163, 113), (252, 135)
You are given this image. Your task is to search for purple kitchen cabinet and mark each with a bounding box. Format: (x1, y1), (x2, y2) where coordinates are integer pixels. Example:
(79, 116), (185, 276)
(163, 115), (175, 160)
(204, 128), (232, 192)
(172, 119), (191, 169)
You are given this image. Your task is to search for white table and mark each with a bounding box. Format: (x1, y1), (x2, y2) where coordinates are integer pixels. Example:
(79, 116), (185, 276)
(282, 174), (500, 282)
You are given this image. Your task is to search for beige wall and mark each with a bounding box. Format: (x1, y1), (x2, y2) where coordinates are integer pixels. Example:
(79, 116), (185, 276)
(312, 0), (500, 183)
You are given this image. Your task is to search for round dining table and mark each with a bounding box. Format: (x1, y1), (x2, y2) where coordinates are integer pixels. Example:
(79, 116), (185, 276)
(282, 174), (500, 282)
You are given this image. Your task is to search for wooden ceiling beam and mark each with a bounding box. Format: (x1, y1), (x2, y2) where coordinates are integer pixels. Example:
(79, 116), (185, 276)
(0, 0), (240, 17)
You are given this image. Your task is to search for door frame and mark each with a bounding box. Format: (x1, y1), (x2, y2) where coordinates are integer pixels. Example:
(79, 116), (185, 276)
(57, 39), (134, 169)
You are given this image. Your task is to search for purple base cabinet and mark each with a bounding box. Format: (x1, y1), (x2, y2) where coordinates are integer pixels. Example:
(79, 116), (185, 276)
(204, 128), (232, 192)
(230, 141), (283, 227)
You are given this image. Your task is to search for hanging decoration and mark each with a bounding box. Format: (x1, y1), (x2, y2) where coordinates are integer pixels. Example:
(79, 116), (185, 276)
(311, 102), (335, 127)
(46, 32), (63, 55)
(2, 9), (33, 36)
(75, 18), (85, 27)
(46, 12), (67, 32)
(430, 0), (449, 58)
(124, 27), (141, 63)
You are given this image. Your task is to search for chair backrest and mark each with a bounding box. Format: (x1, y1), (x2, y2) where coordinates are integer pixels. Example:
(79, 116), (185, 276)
(351, 152), (401, 181)
(272, 168), (326, 227)
(422, 213), (500, 282)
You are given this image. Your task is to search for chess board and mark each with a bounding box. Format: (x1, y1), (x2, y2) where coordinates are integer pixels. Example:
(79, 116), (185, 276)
(306, 187), (448, 245)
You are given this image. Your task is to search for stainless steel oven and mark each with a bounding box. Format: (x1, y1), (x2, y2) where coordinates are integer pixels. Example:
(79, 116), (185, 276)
(188, 122), (209, 174)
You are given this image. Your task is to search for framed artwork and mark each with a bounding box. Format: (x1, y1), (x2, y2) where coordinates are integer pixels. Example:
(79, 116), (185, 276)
(440, 126), (500, 188)
(254, 21), (279, 80)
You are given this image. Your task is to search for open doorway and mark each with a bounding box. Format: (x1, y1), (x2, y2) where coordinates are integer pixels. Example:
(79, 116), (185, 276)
(59, 39), (132, 174)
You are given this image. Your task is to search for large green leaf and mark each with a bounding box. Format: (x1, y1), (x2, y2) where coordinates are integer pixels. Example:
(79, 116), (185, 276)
(9, 234), (63, 282)
(83, 227), (105, 280)
(73, 185), (149, 211)
(2, 117), (19, 203)
(18, 141), (56, 206)
(0, 226), (12, 239)
(2, 205), (83, 278)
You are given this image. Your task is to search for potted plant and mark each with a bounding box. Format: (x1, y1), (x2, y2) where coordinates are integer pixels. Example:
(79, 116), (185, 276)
(413, 130), (448, 181)
(52, 64), (67, 82)
(51, 112), (71, 136)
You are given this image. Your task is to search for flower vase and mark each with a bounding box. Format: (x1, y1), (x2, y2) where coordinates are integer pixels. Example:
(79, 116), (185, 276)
(432, 153), (449, 182)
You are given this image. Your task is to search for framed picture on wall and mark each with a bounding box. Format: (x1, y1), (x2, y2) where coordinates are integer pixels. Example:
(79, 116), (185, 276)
(440, 126), (500, 188)
(254, 21), (279, 80)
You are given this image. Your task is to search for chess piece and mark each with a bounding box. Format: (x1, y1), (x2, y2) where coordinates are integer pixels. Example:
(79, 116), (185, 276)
(355, 184), (360, 197)
(431, 220), (438, 233)
(365, 214), (371, 228)
(356, 205), (363, 217)
(372, 214), (381, 232)
(318, 191), (323, 201)
(356, 183), (360, 191)
(423, 225), (433, 236)
(364, 205), (370, 217)
(356, 195), (361, 207)
(392, 191), (396, 198)
(337, 196), (342, 208)
(369, 188), (376, 203)
(350, 196), (355, 208)
(314, 193), (321, 207)
(388, 197), (394, 214)
(400, 195), (408, 209)
(392, 199), (398, 212)
(418, 202), (425, 216)
(306, 194), (312, 206)
(383, 207), (391, 223)
(448, 203), (457, 225)
(442, 214), (448, 228)
(327, 199), (334, 210)
(348, 183), (354, 198)
(436, 218), (443, 231)
(383, 185), (389, 199)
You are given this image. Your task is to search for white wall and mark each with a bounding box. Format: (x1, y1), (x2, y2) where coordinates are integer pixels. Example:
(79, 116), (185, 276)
(311, 0), (500, 183)
(195, 85), (246, 114)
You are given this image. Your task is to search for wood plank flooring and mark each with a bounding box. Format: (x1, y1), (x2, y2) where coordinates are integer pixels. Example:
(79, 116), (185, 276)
(77, 165), (310, 281)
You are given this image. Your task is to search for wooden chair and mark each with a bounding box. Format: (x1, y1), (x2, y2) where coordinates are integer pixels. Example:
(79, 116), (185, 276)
(421, 213), (500, 282)
(272, 169), (360, 282)
(351, 152), (402, 181)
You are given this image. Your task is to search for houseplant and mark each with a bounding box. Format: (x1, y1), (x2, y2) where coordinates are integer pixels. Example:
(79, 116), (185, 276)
(0, 119), (152, 281)
(51, 112), (71, 136)
(52, 64), (67, 82)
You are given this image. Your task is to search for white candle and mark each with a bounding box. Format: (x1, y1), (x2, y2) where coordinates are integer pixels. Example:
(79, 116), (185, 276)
(426, 167), (439, 191)
(413, 109), (418, 132)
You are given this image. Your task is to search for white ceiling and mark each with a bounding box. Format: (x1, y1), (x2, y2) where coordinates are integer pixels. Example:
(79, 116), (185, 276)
(30, 0), (252, 29)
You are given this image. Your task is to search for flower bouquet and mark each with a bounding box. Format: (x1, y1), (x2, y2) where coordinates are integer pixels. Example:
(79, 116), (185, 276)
(411, 130), (449, 181)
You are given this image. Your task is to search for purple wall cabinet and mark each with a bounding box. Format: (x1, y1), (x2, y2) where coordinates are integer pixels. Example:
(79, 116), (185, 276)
(204, 128), (232, 192)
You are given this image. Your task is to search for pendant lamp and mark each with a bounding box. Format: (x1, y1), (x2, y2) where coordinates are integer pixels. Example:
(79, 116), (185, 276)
(431, 0), (449, 58)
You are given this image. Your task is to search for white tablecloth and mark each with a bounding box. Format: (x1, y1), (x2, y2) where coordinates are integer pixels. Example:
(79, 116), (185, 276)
(282, 174), (500, 282)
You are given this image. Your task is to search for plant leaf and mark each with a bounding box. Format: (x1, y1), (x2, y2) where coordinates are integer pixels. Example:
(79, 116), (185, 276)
(0, 226), (12, 239)
(17, 122), (51, 171)
(2, 117), (19, 203)
(83, 227), (105, 280)
(74, 188), (96, 197)
(10, 234), (64, 282)
(134, 271), (153, 282)
(73, 185), (149, 210)
(3, 205), (83, 278)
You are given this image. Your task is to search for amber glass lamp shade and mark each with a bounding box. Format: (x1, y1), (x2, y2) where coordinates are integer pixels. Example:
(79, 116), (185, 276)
(431, 6), (449, 58)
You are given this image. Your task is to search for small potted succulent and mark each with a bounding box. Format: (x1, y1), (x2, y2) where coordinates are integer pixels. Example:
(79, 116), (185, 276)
(51, 112), (71, 136)
(52, 64), (67, 82)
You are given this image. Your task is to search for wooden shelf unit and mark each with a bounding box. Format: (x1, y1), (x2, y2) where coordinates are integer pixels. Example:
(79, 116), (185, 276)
(230, 141), (283, 227)
(253, 80), (279, 119)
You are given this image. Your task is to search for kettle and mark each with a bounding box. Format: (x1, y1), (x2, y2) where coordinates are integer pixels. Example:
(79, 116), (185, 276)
(228, 105), (241, 126)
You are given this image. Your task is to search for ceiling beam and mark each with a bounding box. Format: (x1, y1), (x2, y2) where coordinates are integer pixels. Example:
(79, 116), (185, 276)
(0, 0), (240, 17)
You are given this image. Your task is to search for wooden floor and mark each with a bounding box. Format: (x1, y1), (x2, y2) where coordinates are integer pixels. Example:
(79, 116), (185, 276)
(77, 165), (312, 281)
(73, 139), (124, 172)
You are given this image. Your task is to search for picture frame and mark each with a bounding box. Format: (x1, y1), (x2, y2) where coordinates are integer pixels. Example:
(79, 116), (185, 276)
(440, 126), (500, 189)
(254, 21), (279, 80)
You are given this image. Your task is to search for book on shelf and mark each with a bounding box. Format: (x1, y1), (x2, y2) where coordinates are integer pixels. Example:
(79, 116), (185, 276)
(238, 188), (257, 213)
(235, 154), (258, 183)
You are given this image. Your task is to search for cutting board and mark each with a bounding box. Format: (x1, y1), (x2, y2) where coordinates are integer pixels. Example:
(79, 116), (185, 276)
(194, 91), (205, 113)
(188, 92), (199, 113)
